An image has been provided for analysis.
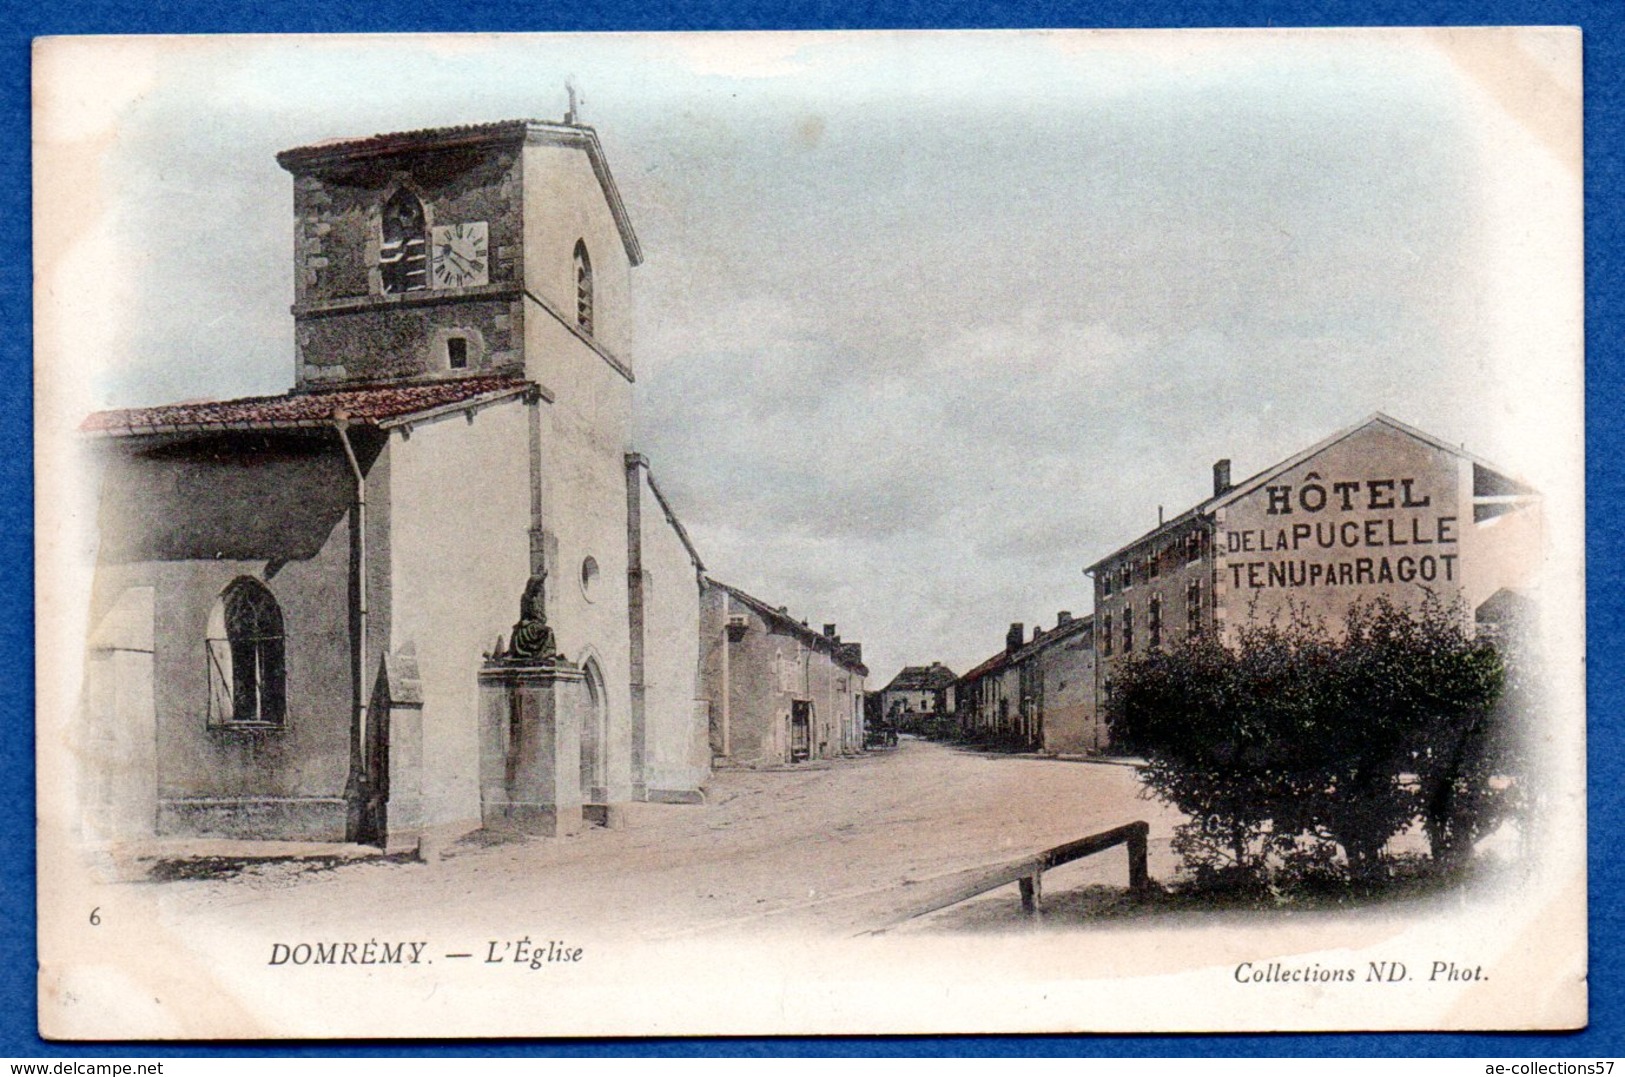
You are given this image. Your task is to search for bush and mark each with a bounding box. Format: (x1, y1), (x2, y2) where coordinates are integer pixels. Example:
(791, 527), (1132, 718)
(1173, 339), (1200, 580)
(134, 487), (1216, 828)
(1107, 596), (1511, 888)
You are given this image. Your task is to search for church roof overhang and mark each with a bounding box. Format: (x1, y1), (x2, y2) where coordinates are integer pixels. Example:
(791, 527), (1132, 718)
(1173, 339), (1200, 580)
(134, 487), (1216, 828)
(80, 376), (538, 439)
(275, 119), (644, 267)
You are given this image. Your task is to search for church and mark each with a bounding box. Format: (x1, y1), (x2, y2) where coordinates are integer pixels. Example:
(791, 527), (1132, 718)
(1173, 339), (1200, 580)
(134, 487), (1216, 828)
(78, 117), (710, 850)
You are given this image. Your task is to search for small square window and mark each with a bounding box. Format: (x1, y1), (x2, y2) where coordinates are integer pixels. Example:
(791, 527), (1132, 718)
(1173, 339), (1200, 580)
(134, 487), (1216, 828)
(447, 337), (469, 369)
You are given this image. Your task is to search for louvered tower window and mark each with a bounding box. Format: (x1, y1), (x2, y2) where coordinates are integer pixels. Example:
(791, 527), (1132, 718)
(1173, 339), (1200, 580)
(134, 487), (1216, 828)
(380, 190), (428, 294)
(574, 239), (594, 334)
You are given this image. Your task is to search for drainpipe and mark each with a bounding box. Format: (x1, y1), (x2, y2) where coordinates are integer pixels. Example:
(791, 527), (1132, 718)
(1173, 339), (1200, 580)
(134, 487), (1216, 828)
(720, 591), (732, 758)
(333, 414), (369, 796)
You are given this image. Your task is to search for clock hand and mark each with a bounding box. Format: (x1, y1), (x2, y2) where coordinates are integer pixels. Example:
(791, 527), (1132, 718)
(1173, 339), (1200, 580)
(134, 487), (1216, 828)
(440, 247), (475, 276)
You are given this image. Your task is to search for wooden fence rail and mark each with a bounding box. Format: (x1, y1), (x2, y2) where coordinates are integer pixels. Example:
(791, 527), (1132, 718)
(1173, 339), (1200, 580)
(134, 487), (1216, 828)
(877, 820), (1151, 930)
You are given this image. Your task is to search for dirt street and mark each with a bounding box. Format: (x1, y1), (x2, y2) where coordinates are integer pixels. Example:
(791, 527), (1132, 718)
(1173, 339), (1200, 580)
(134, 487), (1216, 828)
(148, 738), (1188, 939)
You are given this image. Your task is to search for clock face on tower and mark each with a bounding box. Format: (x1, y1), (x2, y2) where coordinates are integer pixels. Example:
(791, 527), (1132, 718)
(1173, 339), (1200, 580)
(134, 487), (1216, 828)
(430, 221), (490, 289)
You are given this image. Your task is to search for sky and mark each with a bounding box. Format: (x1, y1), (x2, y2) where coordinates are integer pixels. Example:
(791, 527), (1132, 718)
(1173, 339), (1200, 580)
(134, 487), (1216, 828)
(36, 30), (1582, 684)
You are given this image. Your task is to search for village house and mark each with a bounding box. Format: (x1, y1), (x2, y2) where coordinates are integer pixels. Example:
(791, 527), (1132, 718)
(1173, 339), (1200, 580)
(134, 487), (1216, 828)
(877, 662), (957, 735)
(698, 579), (868, 766)
(77, 117), (710, 850)
(1085, 413), (1543, 722)
(955, 611), (1100, 753)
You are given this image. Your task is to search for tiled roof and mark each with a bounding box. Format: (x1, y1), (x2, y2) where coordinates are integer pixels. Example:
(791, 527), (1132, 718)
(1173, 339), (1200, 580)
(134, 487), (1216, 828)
(959, 650), (1012, 683)
(81, 376), (533, 437)
(275, 119), (536, 166)
(706, 578), (869, 676)
(958, 615), (1093, 685)
(883, 664), (958, 693)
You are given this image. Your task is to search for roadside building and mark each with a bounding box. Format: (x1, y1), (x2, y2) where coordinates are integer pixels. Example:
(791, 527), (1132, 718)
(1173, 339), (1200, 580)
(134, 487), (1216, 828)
(1085, 412), (1543, 719)
(698, 579), (869, 766)
(877, 662), (957, 735)
(955, 612), (1100, 753)
(77, 117), (710, 849)
(1034, 615), (1100, 752)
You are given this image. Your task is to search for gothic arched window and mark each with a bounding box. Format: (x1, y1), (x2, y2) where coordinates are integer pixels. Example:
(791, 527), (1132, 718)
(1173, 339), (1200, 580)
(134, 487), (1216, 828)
(207, 578), (287, 726)
(380, 190), (428, 294)
(573, 239), (594, 335)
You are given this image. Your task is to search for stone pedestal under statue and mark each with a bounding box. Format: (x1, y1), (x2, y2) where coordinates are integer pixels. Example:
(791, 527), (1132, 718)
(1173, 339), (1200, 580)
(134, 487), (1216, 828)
(477, 660), (587, 837)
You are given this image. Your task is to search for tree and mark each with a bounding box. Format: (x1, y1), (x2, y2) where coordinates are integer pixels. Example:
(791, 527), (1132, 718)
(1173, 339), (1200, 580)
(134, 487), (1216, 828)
(1107, 596), (1509, 888)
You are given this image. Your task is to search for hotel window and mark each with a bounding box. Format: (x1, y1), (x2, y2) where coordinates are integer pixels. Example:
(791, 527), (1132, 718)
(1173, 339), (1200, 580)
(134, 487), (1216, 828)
(1148, 596), (1162, 650)
(1187, 580), (1203, 637)
(1102, 613), (1113, 656)
(1121, 560), (1134, 591)
(1101, 570), (1113, 598)
(1149, 549), (1160, 579)
(1122, 607), (1134, 653)
(1186, 530), (1204, 564)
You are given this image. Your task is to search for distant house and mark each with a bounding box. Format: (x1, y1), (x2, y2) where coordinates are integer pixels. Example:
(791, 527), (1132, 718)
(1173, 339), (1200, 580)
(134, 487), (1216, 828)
(698, 579), (869, 766)
(877, 663), (957, 734)
(956, 612), (1100, 753)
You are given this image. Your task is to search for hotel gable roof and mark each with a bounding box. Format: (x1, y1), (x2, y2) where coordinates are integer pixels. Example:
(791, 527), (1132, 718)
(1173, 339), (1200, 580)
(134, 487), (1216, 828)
(1081, 412), (1538, 577)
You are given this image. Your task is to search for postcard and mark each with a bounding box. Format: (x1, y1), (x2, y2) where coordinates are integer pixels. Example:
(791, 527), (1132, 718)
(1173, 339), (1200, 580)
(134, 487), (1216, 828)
(33, 28), (1585, 1038)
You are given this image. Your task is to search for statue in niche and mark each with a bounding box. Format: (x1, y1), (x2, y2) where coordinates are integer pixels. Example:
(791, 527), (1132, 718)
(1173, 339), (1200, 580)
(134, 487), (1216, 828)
(502, 570), (557, 663)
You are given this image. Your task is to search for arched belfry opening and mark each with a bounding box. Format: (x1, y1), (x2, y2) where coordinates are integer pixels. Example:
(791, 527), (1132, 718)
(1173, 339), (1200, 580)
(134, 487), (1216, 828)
(379, 188), (428, 294)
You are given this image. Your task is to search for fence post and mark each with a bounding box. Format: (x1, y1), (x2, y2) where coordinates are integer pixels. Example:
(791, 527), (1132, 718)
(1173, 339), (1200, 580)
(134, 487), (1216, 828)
(1127, 821), (1149, 892)
(1018, 872), (1042, 913)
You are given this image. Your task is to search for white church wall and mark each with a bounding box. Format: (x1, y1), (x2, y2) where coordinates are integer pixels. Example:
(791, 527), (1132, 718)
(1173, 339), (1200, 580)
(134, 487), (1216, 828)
(520, 140), (636, 365)
(635, 466), (708, 801)
(387, 398), (532, 832)
(520, 137), (641, 808)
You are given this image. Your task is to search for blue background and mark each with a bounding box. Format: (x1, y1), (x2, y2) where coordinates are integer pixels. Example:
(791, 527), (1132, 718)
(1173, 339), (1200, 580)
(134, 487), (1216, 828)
(5, 0), (1617, 1059)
